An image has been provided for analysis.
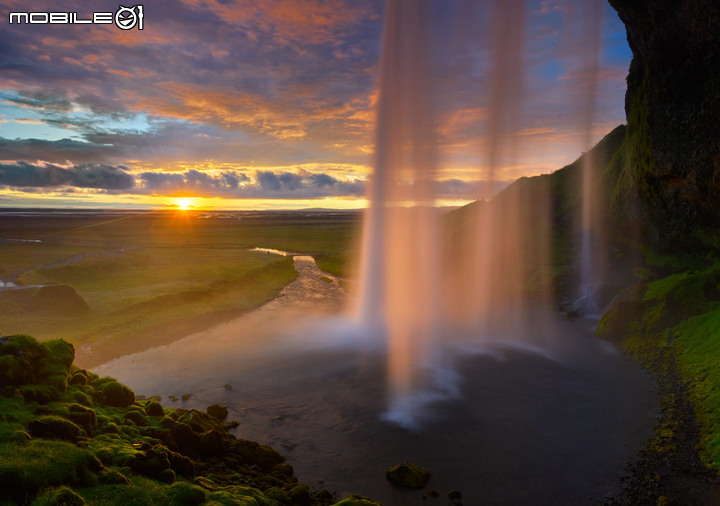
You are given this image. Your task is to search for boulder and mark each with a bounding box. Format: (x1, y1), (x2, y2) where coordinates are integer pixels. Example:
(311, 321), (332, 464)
(28, 416), (83, 443)
(146, 400), (165, 417)
(170, 422), (201, 456)
(99, 469), (132, 485)
(124, 410), (147, 426)
(169, 451), (196, 479)
(199, 428), (226, 457)
(36, 486), (86, 506)
(65, 407), (97, 436)
(177, 409), (219, 433)
(386, 462), (431, 488)
(206, 404), (228, 420)
(287, 484), (314, 506)
(230, 439), (284, 471)
(98, 380), (135, 408)
(167, 482), (206, 505)
(273, 462), (294, 479)
(130, 446), (172, 481)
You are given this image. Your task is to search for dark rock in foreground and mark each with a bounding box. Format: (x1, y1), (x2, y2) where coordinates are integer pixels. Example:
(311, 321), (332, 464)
(386, 462), (431, 488)
(207, 403), (229, 420)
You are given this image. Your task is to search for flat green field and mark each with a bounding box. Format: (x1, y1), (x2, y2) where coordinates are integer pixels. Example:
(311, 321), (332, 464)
(0, 210), (358, 366)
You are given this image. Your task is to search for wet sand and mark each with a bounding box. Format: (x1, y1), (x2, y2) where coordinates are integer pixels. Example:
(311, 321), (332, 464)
(96, 255), (657, 505)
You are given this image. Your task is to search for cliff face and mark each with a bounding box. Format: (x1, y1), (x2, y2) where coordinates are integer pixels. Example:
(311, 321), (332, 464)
(609, 0), (720, 246)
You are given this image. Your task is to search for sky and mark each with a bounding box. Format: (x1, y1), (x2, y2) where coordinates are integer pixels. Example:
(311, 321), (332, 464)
(0, 0), (632, 210)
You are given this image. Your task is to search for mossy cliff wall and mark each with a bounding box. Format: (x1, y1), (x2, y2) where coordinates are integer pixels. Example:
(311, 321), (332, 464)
(609, 0), (720, 247)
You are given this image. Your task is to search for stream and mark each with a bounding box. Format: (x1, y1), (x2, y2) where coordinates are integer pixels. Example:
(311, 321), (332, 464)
(95, 251), (657, 505)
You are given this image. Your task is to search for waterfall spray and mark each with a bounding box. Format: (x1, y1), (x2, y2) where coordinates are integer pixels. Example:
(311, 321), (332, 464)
(568, 0), (605, 314)
(357, 0), (608, 428)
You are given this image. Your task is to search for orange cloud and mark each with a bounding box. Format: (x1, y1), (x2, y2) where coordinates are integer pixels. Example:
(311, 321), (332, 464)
(178, 0), (378, 45)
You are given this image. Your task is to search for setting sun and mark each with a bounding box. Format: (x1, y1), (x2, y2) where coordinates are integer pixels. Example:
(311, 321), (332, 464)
(174, 198), (194, 210)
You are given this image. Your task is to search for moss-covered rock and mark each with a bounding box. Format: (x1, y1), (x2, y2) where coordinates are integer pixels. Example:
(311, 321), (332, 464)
(169, 422), (201, 456)
(96, 380), (135, 408)
(206, 404), (228, 420)
(0, 332), (379, 505)
(230, 439), (285, 471)
(288, 484), (314, 505)
(123, 410), (147, 426)
(146, 400), (165, 417)
(0, 336), (74, 402)
(33, 486), (86, 505)
(333, 495), (384, 506)
(99, 469), (132, 485)
(28, 416), (84, 443)
(177, 409), (219, 433)
(386, 462), (431, 488)
(167, 481), (206, 506)
(596, 284), (649, 340)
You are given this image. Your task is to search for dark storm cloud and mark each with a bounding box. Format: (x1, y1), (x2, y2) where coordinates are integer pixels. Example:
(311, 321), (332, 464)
(2, 90), (74, 113)
(0, 161), (135, 190)
(138, 168), (365, 199)
(139, 170), (250, 193)
(0, 137), (120, 163)
(256, 171), (303, 191)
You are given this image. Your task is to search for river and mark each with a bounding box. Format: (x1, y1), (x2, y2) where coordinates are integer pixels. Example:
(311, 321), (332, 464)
(95, 252), (657, 505)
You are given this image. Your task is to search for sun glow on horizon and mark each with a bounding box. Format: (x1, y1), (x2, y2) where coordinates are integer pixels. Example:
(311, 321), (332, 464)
(174, 198), (195, 210)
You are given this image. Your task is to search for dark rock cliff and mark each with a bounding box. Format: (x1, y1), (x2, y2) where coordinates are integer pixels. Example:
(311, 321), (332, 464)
(609, 0), (720, 246)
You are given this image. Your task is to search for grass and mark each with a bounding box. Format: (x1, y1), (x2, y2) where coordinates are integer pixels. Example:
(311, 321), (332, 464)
(314, 251), (352, 278)
(0, 335), (311, 505)
(0, 211), (358, 362)
(672, 308), (720, 468)
(615, 260), (720, 471)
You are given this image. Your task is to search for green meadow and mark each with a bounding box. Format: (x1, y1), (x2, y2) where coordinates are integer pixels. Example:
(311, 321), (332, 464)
(0, 211), (358, 366)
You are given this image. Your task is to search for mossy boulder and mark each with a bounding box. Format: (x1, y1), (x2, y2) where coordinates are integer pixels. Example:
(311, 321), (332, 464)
(169, 450), (196, 479)
(333, 495), (384, 506)
(167, 481), (206, 506)
(95, 379), (135, 408)
(206, 404), (228, 420)
(69, 371), (89, 386)
(199, 428), (226, 457)
(0, 335), (45, 386)
(146, 400), (165, 417)
(177, 409), (219, 433)
(230, 439), (285, 471)
(170, 422), (202, 456)
(129, 445), (173, 481)
(65, 403), (97, 429)
(98, 469), (132, 485)
(596, 284), (649, 340)
(287, 484), (314, 506)
(124, 410), (148, 426)
(33, 486), (86, 505)
(386, 462), (431, 488)
(10, 430), (32, 443)
(0, 336), (74, 401)
(28, 416), (84, 443)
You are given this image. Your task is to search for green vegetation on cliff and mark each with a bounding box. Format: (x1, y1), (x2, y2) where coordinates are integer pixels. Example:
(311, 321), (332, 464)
(0, 334), (351, 505)
(599, 260), (720, 471)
